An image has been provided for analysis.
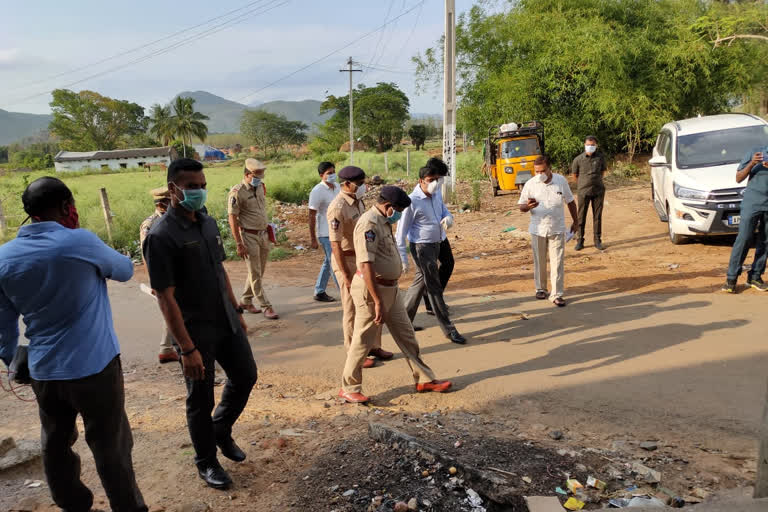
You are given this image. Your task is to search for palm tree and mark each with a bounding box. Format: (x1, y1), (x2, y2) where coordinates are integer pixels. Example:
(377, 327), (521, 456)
(171, 97), (209, 157)
(148, 104), (175, 146)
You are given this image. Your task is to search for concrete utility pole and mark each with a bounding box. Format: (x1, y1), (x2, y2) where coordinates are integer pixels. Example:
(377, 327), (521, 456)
(442, 0), (457, 201)
(340, 57), (362, 163)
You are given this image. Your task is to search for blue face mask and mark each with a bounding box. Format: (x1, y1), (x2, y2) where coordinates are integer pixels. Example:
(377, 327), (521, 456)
(175, 186), (208, 212)
(387, 209), (402, 224)
(251, 177), (262, 187)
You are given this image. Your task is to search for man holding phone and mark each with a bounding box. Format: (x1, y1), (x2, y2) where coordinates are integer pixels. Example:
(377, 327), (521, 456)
(519, 155), (579, 307)
(723, 148), (768, 293)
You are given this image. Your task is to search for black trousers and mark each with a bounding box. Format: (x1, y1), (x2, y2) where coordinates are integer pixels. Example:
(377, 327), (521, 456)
(31, 356), (147, 512)
(577, 189), (605, 242)
(182, 323), (258, 467)
(405, 242), (455, 335)
(423, 238), (455, 312)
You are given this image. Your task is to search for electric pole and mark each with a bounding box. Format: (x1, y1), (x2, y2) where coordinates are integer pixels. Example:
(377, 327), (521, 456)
(442, 0), (457, 201)
(340, 57), (362, 163)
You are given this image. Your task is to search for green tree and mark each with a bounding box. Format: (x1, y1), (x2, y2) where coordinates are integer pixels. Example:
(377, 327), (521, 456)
(240, 110), (308, 157)
(320, 82), (410, 152)
(0, 146), (8, 163)
(49, 89), (148, 151)
(148, 104), (175, 145)
(408, 124), (428, 150)
(414, 0), (767, 165)
(171, 97), (210, 157)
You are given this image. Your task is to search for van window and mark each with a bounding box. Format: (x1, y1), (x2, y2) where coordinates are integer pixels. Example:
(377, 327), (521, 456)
(500, 138), (541, 159)
(677, 125), (768, 169)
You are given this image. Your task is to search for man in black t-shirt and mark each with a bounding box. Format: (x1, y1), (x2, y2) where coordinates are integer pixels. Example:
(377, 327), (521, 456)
(143, 158), (257, 491)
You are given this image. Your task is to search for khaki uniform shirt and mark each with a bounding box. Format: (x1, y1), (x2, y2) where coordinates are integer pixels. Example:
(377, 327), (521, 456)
(354, 206), (402, 281)
(327, 192), (365, 252)
(570, 151), (607, 195)
(139, 211), (162, 248)
(228, 180), (268, 230)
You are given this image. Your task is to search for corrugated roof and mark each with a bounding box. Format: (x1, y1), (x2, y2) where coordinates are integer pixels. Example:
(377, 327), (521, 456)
(54, 146), (173, 162)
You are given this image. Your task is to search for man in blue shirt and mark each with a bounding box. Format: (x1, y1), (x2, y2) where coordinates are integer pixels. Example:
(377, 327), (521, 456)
(396, 166), (467, 345)
(723, 148), (768, 292)
(0, 177), (147, 512)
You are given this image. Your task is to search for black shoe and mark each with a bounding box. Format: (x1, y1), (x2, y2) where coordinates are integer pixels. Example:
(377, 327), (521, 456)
(722, 279), (737, 293)
(197, 462), (233, 489)
(217, 437), (246, 462)
(313, 292), (336, 302)
(425, 309), (436, 316)
(574, 240), (584, 251)
(447, 329), (467, 345)
(594, 240), (605, 251)
(747, 278), (768, 292)
(535, 291), (548, 300)
(414, 326), (424, 332)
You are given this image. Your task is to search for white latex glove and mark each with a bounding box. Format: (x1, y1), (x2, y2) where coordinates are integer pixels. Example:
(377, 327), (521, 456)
(440, 216), (454, 232)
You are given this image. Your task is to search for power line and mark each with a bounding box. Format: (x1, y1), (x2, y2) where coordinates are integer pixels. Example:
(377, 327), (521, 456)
(390, 0), (424, 69)
(236, 0), (426, 104)
(8, 0), (273, 92)
(4, 0), (289, 107)
(366, 0), (395, 70)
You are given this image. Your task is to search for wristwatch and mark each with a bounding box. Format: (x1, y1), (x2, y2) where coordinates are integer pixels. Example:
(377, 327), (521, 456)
(235, 306), (245, 314)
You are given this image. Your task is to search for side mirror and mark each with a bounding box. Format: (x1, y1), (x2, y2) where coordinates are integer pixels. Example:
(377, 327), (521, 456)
(649, 155), (668, 167)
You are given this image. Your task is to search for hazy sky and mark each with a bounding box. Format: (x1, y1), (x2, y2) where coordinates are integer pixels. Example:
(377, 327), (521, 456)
(1, 0), (476, 115)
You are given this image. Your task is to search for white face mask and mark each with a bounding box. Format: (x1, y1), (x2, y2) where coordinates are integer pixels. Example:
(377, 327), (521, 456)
(355, 183), (367, 199)
(585, 144), (597, 154)
(537, 173), (547, 183)
(325, 173), (337, 184)
(426, 180), (439, 195)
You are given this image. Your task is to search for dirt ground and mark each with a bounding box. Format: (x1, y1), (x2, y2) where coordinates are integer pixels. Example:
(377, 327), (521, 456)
(2, 177), (766, 512)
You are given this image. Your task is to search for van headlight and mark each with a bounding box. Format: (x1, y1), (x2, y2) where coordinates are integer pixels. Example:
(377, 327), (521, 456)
(673, 183), (709, 200)
(504, 167), (514, 174)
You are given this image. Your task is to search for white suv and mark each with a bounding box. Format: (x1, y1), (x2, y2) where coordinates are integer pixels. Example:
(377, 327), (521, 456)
(651, 113), (768, 244)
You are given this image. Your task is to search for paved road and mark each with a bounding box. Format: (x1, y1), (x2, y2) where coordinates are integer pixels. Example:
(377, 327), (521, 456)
(108, 274), (768, 442)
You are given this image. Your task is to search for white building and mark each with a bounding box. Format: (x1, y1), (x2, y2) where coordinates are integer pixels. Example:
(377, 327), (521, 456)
(54, 147), (175, 172)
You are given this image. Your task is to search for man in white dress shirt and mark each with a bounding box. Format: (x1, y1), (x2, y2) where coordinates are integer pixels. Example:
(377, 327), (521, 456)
(518, 155), (579, 307)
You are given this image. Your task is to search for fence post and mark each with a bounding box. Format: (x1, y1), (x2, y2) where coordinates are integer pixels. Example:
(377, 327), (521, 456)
(384, 153), (389, 174)
(463, 132), (468, 152)
(0, 198), (6, 237)
(406, 150), (411, 177)
(756, 378), (768, 498)
(99, 188), (113, 243)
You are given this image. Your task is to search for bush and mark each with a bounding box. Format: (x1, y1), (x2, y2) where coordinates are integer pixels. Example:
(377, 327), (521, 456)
(269, 177), (317, 204)
(611, 161), (646, 179)
(315, 152), (349, 165)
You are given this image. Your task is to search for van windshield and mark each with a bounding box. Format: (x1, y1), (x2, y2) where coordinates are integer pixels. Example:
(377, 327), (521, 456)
(500, 138), (540, 159)
(677, 125), (768, 169)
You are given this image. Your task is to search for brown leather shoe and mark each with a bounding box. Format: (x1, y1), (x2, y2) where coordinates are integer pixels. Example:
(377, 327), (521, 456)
(240, 304), (262, 314)
(158, 351), (180, 364)
(368, 348), (393, 360)
(338, 389), (370, 403)
(416, 380), (453, 393)
(363, 358), (376, 369)
(264, 307), (279, 320)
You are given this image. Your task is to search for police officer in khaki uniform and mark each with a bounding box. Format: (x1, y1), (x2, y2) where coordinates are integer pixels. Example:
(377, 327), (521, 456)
(139, 186), (179, 364)
(339, 186), (453, 403)
(327, 167), (392, 369)
(228, 159), (279, 320)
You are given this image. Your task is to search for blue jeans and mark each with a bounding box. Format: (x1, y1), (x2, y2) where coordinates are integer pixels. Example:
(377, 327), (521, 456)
(315, 237), (339, 295)
(726, 207), (768, 281)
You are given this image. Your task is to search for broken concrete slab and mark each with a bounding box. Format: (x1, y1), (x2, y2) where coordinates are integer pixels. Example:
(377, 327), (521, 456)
(0, 439), (41, 472)
(524, 496), (564, 512)
(0, 437), (16, 456)
(368, 422), (519, 505)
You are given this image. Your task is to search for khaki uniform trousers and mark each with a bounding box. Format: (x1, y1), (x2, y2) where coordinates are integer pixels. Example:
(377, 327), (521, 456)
(159, 326), (174, 354)
(341, 276), (436, 393)
(531, 232), (565, 301)
(241, 230), (272, 308)
(332, 254), (381, 351)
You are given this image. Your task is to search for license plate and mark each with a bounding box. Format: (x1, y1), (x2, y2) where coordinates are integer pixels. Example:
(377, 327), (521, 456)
(728, 215), (741, 226)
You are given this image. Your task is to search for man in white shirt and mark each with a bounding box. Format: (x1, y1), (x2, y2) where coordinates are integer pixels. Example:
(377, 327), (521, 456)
(518, 155), (579, 307)
(308, 162), (341, 302)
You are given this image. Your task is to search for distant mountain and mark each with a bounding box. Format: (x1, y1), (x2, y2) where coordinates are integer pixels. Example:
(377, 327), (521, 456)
(173, 91), (331, 134)
(0, 109), (52, 145)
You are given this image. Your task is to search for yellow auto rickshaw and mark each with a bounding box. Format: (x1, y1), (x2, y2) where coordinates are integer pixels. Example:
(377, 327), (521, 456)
(484, 121), (545, 196)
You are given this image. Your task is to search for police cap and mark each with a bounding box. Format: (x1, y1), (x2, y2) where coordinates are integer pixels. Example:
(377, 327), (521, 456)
(338, 165), (366, 182)
(245, 158), (266, 172)
(379, 185), (411, 209)
(150, 186), (170, 202)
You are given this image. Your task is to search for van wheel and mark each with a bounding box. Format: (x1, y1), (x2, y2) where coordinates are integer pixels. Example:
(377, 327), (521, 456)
(667, 206), (686, 245)
(490, 178), (499, 197)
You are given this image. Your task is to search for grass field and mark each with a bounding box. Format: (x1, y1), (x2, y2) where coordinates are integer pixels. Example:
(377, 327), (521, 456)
(0, 148), (485, 259)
